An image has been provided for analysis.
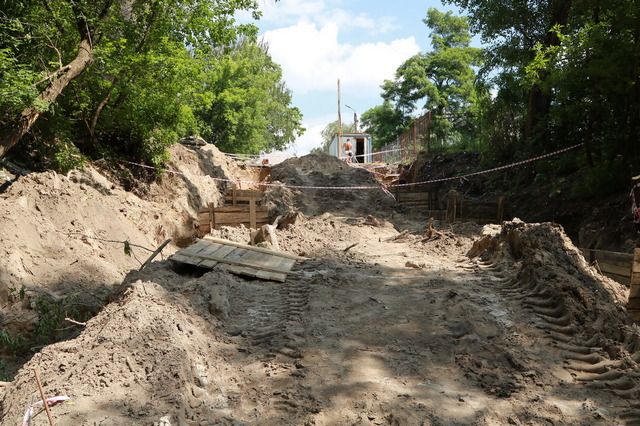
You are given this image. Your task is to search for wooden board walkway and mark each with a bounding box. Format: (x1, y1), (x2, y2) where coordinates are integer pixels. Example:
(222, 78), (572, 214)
(170, 237), (303, 282)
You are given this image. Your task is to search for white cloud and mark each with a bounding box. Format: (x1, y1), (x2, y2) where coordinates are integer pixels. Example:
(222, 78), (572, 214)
(256, 0), (398, 35)
(263, 21), (419, 95)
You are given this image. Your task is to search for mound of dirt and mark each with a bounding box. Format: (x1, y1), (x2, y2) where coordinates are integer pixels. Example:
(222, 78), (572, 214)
(0, 144), (251, 377)
(268, 153), (396, 217)
(481, 219), (629, 319)
(147, 144), (256, 214)
(469, 220), (640, 390)
(0, 264), (246, 425)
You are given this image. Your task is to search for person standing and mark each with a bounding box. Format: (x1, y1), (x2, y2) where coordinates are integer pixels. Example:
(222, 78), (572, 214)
(343, 140), (353, 163)
(632, 175), (640, 233)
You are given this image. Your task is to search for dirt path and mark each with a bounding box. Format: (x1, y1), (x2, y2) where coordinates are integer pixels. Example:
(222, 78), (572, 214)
(211, 223), (632, 425)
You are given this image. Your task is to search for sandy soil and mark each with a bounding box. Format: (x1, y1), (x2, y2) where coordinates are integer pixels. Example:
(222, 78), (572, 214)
(0, 144), (240, 376)
(2, 151), (640, 425)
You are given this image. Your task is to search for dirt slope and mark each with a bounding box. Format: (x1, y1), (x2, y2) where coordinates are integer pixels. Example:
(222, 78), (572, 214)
(0, 143), (242, 377)
(405, 151), (639, 252)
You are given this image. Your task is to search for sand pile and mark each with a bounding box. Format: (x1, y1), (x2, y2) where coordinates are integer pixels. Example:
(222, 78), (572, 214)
(0, 264), (246, 425)
(468, 220), (640, 405)
(268, 153), (396, 217)
(0, 144), (248, 377)
(479, 220), (630, 331)
(146, 144), (256, 218)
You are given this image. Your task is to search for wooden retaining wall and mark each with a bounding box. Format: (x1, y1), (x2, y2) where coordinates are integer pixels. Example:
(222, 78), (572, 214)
(198, 188), (268, 234)
(395, 188), (505, 224)
(628, 249), (640, 321)
(580, 248), (634, 285)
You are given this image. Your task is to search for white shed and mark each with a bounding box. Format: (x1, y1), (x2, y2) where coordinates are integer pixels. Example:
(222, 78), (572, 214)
(327, 133), (373, 163)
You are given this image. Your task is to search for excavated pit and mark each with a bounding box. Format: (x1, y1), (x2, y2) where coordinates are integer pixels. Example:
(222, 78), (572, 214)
(1, 151), (639, 425)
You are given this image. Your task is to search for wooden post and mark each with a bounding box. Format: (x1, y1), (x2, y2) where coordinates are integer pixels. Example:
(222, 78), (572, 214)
(209, 202), (215, 231)
(35, 369), (55, 426)
(497, 196), (505, 223)
(232, 184), (237, 206)
(413, 123), (418, 158)
(628, 249), (640, 321)
(249, 198), (257, 229)
(447, 190), (458, 223)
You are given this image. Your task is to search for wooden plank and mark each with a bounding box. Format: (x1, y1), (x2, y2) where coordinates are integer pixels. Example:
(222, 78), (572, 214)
(627, 249), (640, 320)
(213, 211), (269, 224)
(181, 240), (210, 255)
(633, 248), (640, 274)
(185, 251), (293, 275)
(581, 248), (634, 265)
(170, 253), (198, 265)
(195, 243), (229, 268)
(602, 272), (630, 285)
(397, 192), (429, 201)
(222, 264), (287, 282)
(497, 196), (505, 222)
(597, 262), (632, 278)
(203, 236), (306, 260)
(200, 245), (236, 268)
(214, 221), (268, 230)
(398, 201), (431, 206)
(225, 189), (264, 198)
(214, 205), (268, 213)
(249, 199), (257, 229)
(224, 195), (265, 203)
(222, 249), (293, 274)
(209, 202), (215, 231)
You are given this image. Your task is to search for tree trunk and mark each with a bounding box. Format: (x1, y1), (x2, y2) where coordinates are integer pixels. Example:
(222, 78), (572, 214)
(0, 38), (94, 159)
(524, 0), (573, 145)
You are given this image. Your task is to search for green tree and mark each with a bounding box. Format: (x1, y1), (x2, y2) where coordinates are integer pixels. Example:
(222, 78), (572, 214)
(0, 0), (261, 161)
(375, 8), (483, 150)
(198, 40), (304, 154)
(360, 101), (406, 149)
(448, 0), (640, 194)
(317, 120), (355, 153)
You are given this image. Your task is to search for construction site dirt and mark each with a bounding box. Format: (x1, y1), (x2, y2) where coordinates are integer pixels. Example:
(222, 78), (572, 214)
(1, 147), (640, 425)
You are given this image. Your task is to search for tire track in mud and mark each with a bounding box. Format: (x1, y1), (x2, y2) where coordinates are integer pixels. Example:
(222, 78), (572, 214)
(226, 276), (318, 417)
(460, 257), (640, 425)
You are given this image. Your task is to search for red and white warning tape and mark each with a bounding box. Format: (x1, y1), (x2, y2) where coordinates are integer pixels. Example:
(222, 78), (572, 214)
(116, 143), (584, 191)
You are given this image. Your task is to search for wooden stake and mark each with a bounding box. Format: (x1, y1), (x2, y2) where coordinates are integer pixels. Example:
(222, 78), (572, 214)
(139, 238), (172, 271)
(249, 198), (257, 229)
(35, 369), (55, 426)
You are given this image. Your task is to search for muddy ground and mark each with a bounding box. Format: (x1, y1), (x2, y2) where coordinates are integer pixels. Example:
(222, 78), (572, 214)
(1, 149), (640, 425)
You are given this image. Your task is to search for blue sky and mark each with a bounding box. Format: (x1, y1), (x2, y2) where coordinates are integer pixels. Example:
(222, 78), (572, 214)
(240, 0), (469, 156)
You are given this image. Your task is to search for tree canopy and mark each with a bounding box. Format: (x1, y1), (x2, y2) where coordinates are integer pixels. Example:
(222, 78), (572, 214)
(315, 120), (356, 153)
(363, 8), (483, 150)
(444, 0), (640, 195)
(0, 0), (302, 169)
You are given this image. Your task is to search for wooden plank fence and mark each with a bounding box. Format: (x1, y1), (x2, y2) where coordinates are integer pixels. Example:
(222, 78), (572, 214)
(580, 248), (634, 285)
(628, 249), (640, 321)
(197, 187), (268, 234)
(395, 188), (505, 224)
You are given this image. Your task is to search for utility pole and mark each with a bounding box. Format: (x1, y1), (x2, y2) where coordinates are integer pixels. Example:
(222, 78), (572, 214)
(345, 104), (358, 132)
(337, 79), (343, 159)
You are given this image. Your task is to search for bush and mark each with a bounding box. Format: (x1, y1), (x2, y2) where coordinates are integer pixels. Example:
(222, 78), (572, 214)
(571, 158), (629, 199)
(51, 139), (87, 173)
